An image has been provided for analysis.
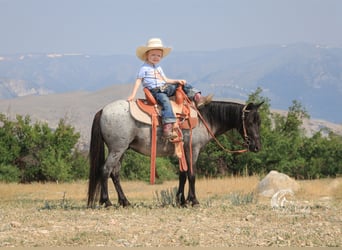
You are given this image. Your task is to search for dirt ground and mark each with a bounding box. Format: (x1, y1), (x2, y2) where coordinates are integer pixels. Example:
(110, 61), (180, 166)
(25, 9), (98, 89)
(0, 178), (341, 247)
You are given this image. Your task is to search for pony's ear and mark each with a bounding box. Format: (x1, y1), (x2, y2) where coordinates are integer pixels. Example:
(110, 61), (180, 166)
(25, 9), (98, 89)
(256, 101), (264, 109)
(246, 101), (264, 110)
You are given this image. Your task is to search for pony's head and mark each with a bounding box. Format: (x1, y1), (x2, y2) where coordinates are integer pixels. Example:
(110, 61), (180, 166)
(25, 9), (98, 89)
(241, 102), (263, 152)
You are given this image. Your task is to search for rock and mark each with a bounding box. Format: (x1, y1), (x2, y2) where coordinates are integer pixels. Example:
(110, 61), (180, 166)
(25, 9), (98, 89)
(245, 214), (255, 221)
(271, 189), (295, 208)
(256, 170), (300, 197)
(10, 221), (21, 228)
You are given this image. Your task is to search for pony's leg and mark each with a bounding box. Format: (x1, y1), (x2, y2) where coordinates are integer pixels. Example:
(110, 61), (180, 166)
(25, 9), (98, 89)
(110, 171), (130, 207)
(99, 150), (124, 207)
(187, 173), (199, 206)
(99, 170), (112, 207)
(176, 171), (187, 206)
(185, 149), (200, 206)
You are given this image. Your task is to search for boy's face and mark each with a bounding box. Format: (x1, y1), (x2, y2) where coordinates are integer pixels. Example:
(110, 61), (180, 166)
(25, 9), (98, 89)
(146, 49), (163, 64)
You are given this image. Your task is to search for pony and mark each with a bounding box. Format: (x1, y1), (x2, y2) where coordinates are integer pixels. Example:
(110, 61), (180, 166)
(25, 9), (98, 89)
(87, 99), (263, 207)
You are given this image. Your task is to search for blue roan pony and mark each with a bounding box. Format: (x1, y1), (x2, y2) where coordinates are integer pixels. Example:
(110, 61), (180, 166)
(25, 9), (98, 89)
(87, 99), (263, 208)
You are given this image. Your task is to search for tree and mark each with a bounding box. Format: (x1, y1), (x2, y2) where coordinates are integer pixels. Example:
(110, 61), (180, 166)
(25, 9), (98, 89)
(0, 113), (21, 165)
(282, 100), (309, 135)
(0, 114), (88, 182)
(197, 87), (342, 179)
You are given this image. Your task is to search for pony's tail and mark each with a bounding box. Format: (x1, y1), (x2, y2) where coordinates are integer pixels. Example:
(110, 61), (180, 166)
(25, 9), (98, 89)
(87, 109), (105, 208)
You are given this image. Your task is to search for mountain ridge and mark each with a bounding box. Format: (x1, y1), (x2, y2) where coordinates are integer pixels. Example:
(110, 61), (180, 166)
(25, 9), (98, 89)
(1, 43), (342, 123)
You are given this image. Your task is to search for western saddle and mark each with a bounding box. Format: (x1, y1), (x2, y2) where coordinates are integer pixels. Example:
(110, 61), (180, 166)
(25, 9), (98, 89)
(132, 86), (198, 184)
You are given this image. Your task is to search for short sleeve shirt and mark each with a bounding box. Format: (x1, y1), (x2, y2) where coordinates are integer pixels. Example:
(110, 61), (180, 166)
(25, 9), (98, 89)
(137, 63), (167, 89)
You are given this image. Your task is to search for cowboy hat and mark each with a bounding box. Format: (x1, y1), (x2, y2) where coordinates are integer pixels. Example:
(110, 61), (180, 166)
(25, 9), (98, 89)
(136, 38), (172, 61)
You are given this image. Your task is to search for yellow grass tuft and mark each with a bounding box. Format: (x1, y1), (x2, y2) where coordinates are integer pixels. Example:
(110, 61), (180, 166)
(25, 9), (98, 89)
(297, 177), (342, 200)
(0, 181), (88, 202)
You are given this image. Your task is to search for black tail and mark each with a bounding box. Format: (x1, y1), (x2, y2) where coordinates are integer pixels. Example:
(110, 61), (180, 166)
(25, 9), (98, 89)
(87, 109), (105, 208)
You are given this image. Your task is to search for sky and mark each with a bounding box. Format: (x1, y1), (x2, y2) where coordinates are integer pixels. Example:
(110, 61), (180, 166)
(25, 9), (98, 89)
(1, 0), (342, 55)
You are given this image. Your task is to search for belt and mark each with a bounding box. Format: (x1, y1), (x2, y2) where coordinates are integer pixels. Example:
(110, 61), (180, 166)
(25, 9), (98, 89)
(150, 84), (168, 92)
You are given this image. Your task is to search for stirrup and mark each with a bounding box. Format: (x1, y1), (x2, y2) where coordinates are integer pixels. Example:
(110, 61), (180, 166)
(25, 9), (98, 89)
(162, 131), (178, 140)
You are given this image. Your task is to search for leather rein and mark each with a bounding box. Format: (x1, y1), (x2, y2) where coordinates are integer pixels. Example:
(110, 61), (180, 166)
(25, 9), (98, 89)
(183, 93), (250, 154)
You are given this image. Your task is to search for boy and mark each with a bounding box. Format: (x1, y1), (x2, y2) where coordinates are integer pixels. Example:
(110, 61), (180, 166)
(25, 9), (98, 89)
(127, 38), (213, 139)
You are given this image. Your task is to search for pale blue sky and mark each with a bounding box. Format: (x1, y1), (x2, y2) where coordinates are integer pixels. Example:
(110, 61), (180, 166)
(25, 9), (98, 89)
(1, 0), (341, 55)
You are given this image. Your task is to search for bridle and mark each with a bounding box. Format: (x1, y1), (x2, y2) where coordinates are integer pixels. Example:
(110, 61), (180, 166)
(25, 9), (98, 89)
(178, 92), (251, 176)
(241, 104), (251, 148)
(194, 102), (251, 154)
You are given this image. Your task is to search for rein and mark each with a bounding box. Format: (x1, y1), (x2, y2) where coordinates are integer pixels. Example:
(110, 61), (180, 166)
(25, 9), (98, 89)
(183, 93), (249, 154)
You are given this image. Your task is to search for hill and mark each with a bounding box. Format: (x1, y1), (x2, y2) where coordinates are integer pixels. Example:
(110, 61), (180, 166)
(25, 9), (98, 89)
(0, 84), (132, 149)
(1, 43), (342, 123)
(0, 84), (341, 150)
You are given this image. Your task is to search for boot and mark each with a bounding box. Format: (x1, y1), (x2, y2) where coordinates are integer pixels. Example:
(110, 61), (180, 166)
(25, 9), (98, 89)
(163, 123), (177, 139)
(194, 93), (213, 108)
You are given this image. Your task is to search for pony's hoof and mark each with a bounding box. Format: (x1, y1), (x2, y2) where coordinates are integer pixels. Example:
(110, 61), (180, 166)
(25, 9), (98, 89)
(119, 199), (131, 207)
(104, 201), (113, 208)
(99, 200), (113, 208)
(187, 198), (200, 207)
(192, 202), (200, 208)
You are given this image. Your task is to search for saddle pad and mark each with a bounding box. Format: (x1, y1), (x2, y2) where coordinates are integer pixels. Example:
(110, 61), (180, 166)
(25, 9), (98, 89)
(129, 100), (157, 125)
(129, 99), (198, 129)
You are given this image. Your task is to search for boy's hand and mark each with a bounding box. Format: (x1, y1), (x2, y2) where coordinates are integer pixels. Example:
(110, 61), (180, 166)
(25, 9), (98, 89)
(178, 80), (186, 85)
(127, 95), (134, 101)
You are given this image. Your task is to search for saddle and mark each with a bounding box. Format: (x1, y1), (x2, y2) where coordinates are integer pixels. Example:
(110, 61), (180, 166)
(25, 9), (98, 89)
(130, 88), (198, 129)
(129, 87), (198, 184)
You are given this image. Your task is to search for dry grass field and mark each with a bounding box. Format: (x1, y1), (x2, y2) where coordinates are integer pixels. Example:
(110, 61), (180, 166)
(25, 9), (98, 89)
(0, 176), (341, 247)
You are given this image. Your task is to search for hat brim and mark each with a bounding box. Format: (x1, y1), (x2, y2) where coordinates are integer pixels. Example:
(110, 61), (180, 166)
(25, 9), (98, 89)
(136, 46), (172, 61)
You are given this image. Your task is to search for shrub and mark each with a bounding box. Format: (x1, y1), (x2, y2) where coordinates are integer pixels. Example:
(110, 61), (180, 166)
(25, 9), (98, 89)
(0, 164), (20, 182)
(0, 114), (87, 183)
(121, 149), (177, 183)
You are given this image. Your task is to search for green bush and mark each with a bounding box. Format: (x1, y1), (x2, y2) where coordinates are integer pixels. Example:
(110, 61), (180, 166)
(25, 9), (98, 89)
(121, 149), (177, 183)
(0, 164), (20, 182)
(70, 150), (89, 180)
(40, 149), (71, 182)
(0, 114), (87, 183)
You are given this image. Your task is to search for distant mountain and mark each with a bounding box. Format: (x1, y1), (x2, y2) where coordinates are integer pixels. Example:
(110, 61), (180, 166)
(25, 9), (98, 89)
(1, 44), (342, 123)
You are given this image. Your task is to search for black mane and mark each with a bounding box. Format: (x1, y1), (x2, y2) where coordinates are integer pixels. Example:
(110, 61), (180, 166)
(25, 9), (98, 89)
(200, 101), (244, 135)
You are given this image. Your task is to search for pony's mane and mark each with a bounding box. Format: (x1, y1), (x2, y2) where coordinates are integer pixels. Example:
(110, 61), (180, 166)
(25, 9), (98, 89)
(200, 101), (243, 128)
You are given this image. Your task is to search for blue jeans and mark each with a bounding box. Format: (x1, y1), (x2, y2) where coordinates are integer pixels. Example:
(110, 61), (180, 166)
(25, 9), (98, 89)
(150, 83), (200, 124)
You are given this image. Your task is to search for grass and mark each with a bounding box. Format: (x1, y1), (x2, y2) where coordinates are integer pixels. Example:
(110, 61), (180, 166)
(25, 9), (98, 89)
(154, 186), (178, 207)
(0, 176), (341, 247)
(298, 177), (342, 199)
(0, 176), (261, 203)
(229, 191), (257, 206)
(0, 181), (88, 202)
(0, 176), (341, 204)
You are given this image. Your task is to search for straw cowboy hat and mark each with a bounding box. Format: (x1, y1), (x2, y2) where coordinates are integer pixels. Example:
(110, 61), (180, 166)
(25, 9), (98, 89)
(136, 38), (172, 61)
